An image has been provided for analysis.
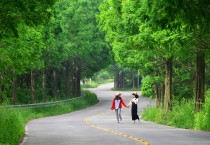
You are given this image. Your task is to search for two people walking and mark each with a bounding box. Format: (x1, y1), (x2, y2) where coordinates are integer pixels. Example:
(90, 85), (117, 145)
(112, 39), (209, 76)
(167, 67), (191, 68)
(111, 92), (140, 123)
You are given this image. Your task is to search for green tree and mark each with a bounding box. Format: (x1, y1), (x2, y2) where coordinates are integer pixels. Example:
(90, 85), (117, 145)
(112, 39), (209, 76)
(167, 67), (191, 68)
(98, 0), (209, 113)
(0, 0), (56, 38)
(0, 1), (56, 103)
(55, 0), (111, 96)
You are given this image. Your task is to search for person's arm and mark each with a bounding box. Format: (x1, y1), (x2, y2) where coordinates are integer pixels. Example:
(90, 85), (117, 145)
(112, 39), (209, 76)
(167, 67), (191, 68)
(121, 98), (127, 107)
(111, 99), (115, 110)
(127, 101), (131, 107)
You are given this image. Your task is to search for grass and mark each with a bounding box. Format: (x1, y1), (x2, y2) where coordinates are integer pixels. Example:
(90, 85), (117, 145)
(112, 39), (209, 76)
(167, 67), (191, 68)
(0, 108), (24, 145)
(81, 82), (99, 88)
(0, 90), (99, 145)
(142, 94), (210, 131)
(194, 94), (210, 130)
(96, 79), (113, 84)
(81, 79), (113, 89)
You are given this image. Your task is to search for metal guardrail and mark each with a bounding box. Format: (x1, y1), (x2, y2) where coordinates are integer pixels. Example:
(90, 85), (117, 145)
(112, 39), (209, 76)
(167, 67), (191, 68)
(0, 95), (86, 109)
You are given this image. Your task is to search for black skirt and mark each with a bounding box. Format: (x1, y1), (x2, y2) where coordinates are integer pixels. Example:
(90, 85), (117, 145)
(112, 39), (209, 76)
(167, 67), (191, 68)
(131, 102), (139, 120)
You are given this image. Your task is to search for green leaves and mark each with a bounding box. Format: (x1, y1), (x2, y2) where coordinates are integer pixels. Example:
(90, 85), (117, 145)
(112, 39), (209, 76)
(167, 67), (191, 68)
(99, 0), (209, 72)
(0, 0), (56, 38)
(98, 0), (209, 105)
(45, 0), (111, 77)
(0, 24), (45, 75)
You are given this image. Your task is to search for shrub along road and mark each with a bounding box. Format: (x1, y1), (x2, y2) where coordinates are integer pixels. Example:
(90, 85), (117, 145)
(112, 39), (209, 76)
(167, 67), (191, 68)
(20, 83), (210, 145)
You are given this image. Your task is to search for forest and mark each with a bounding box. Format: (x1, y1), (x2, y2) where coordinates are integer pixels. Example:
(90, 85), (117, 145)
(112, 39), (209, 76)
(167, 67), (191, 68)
(0, 0), (112, 105)
(98, 0), (210, 131)
(98, 0), (209, 112)
(0, 0), (209, 129)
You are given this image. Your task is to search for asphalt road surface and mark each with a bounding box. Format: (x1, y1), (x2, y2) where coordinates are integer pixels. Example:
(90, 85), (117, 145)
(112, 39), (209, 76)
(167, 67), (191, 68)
(20, 83), (210, 145)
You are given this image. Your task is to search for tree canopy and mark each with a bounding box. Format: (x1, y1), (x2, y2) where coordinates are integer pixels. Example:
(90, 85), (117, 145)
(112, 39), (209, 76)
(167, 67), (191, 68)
(0, 0), (112, 104)
(98, 0), (210, 112)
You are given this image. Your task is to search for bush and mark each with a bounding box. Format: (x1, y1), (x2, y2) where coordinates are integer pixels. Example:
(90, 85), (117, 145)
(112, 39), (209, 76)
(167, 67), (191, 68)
(0, 108), (24, 145)
(141, 76), (154, 98)
(194, 93), (210, 131)
(142, 107), (164, 123)
(142, 96), (210, 131)
(167, 99), (194, 128)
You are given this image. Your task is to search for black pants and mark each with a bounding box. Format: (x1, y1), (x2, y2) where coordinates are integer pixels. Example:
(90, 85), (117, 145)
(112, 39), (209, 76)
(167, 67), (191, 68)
(131, 102), (139, 121)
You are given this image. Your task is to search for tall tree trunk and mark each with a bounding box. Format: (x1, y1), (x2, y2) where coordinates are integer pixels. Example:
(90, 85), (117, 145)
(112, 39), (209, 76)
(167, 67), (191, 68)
(132, 73), (135, 88)
(52, 68), (57, 99)
(154, 71), (160, 107)
(12, 73), (17, 105)
(47, 69), (52, 97)
(0, 73), (2, 103)
(114, 65), (120, 88)
(71, 71), (76, 97)
(65, 60), (70, 97)
(57, 69), (61, 94)
(160, 83), (165, 105)
(154, 82), (160, 107)
(136, 74), (141, 88)
(122, 71), (125, 88)
(70, 59), (76, 97)
(31, 71), (35, 103)
(154, 82), (164, 107)
(164, 57), (172, 113)
(119, 70), (125, 88)
(195, 50), (205, 112)
(76, 67), (81, 97)
(42, 70), (46, 101)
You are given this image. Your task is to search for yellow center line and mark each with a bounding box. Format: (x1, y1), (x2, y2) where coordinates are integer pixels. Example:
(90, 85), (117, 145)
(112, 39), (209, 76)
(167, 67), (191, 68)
(83, 110), (151, 145)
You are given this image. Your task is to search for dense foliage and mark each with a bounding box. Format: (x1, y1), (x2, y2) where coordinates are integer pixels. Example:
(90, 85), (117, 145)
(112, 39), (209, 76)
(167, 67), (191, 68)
(98, 0), (210, 112)
(98, 0), (209, 131)
(0, 0), (111, 105)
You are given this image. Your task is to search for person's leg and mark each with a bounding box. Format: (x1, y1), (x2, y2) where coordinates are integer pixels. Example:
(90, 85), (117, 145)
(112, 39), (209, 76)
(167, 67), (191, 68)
(118, 108), (122, 121)
(115, 109), (119, 123)
(136, 105), (140, 120)
(133, 104), (139, 120)
(131, 103), (135, 121)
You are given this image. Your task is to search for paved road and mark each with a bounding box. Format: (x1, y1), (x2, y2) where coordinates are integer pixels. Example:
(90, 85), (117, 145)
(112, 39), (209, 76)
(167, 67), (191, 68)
(20, 83), (210, 145)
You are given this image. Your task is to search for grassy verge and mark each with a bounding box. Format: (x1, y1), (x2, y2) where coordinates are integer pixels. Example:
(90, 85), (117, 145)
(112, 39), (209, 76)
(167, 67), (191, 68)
(81, 82), (99, 88)
(0, 90), (99, 145)
(142, 92), (210, 131)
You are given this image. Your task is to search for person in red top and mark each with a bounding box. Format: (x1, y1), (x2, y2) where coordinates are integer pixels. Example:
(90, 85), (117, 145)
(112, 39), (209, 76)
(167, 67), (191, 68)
(111, 92), (128, 123)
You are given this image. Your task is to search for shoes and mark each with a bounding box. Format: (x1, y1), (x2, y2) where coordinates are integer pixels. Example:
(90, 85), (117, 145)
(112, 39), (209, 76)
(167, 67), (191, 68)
(132, 120), (135, 123)
(117, 121), (119, 123)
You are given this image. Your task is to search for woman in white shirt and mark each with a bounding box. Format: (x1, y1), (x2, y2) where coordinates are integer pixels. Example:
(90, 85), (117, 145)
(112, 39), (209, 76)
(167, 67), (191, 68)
(128, 92), (140, 123)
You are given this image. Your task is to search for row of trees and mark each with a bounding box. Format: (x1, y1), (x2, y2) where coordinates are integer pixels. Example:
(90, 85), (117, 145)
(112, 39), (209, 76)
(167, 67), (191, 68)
(113, 65), (141, 88)
(0, 0), (111, 104)
(98, 0), (210, 112)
